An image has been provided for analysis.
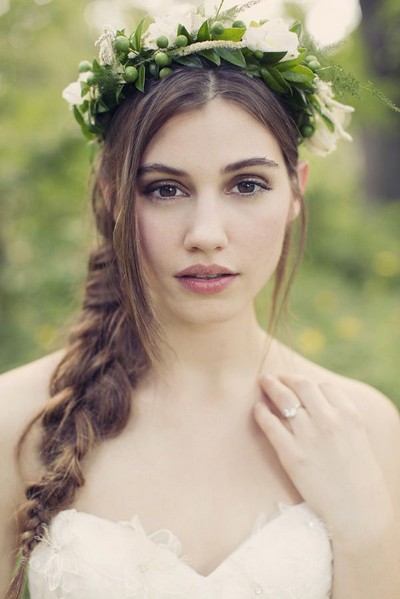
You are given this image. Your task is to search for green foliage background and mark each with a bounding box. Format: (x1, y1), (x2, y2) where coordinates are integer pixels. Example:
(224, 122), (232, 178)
(0, 0), (399, 407)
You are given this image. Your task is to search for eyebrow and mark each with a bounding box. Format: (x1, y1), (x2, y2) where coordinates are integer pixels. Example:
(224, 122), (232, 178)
(137, 157), (279, 178)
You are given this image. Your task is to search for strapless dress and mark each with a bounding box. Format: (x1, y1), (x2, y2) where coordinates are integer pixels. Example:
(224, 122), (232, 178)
(28, 501), (332, 598)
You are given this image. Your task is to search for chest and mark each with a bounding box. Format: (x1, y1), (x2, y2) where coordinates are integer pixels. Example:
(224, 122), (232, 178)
(74, 407), (301, 577)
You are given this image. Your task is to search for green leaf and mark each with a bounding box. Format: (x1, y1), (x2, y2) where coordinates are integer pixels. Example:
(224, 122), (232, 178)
(258, 51), (288, 65)
(265, 67), (291, 93)
(174, 55), (204, 67)
(73, 105), (86, 127)
(290, 21), (302, 38)
(321, 114), (335, 132)
(275, 49), (307, 71)
(135, 64), (145, 92)
(197, 20), (211, 42)
(115, 86), (125, 102)
(199, 49), (221, 65)
(290, 88), (309, 109)
(214, 27), (246, 41)
(177, 24), (195, 43)
(80, 82), (90, 96)
(261, 67), (290, 93)
(73, 106), (92, 140)
(282, 65), (315, 83)
(216, 48), (246, 68)
(132, 17), (146, 52)
(92, 58), (103, 76)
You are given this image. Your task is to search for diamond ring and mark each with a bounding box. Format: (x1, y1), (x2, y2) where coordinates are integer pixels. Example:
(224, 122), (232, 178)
(282, 403), (303, 419)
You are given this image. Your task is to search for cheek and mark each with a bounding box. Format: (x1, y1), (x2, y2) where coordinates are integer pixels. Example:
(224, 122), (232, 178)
(137, 210), (176, 273)
(240, 207), (289, 265)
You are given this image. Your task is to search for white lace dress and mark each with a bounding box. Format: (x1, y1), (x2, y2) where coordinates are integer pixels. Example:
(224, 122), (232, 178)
(28, 502), (333, 598)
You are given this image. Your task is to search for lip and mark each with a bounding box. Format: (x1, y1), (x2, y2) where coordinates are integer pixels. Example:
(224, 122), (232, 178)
(175, 264), (238, 295)
(175, 263), (237, 277)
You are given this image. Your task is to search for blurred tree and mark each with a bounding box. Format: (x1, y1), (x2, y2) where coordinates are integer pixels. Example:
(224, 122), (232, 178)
(358, 0), (400, 202)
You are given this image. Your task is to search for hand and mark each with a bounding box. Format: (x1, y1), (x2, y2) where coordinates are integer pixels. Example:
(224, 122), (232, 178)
(253, 374), (393, 543)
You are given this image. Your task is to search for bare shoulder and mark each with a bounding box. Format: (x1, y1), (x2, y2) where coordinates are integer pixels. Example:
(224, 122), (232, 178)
(0, 349), (66, 486)
(0, 350), (64, 439)
(0, 350), (64, 590)
(275, 341), (400, 499)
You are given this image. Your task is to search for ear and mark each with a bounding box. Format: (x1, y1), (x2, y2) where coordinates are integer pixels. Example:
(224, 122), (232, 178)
(288, 160), (309, 222)
(297, 159), (309, 195)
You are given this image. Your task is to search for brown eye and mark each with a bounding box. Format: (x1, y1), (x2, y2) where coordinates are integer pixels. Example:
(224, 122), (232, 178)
(237, 181), (257, 193)
(159, 185), (179, 197)
(143, 182), (187, 201)
(230, 179), (271, 196)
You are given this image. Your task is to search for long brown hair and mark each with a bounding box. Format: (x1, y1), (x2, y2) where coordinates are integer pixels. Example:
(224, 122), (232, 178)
(6, 66), (307, 597)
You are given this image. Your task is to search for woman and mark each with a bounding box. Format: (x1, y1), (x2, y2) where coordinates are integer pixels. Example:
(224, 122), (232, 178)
(2, 5), (399, 598)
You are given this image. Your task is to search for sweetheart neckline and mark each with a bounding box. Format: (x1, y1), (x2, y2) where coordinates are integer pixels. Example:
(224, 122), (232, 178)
(52, 501), (308, 580)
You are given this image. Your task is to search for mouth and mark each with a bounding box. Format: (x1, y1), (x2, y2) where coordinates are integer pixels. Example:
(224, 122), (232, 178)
(175, 264), (237, 278)
(175, 266), (238, 295)
(179, 273), (234, 280)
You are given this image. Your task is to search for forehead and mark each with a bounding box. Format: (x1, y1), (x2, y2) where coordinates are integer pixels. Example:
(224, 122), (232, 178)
(141, 98), (285, 169)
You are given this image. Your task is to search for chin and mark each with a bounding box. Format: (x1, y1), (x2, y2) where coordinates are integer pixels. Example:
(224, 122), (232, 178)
(160, 297), (252, 327)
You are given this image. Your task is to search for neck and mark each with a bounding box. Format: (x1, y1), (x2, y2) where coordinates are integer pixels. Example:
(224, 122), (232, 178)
(150, 306), (271, 403)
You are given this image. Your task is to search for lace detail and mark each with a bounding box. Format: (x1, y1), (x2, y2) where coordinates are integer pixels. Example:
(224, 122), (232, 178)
(29, 503), (333, 599)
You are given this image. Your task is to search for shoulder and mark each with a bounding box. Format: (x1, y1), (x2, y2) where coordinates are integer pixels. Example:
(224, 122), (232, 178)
(0, 350), (64, 589)
(273, 342), (400, 501)
(0, 350), (64, 439)
(0, 350), (65, 488)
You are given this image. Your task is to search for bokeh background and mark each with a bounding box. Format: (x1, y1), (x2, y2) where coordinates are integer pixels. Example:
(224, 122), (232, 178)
(0, 0), (399, 406)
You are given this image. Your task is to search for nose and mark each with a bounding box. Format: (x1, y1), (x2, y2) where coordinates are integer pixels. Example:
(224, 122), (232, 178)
(183, 193), (229, 253)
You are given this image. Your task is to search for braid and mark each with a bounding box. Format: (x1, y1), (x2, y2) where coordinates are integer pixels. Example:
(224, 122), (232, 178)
(6, 241), (149, 598)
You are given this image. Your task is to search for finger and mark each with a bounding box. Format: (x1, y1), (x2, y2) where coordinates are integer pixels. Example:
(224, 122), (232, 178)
(253, 399), (296, 459)
(318, 381), (362, 418)
(276, 375), (335, 421)
(259, 375), (309, 423)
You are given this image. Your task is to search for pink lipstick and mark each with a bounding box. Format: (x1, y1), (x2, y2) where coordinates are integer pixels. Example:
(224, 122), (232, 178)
(175, 264), (238, 295)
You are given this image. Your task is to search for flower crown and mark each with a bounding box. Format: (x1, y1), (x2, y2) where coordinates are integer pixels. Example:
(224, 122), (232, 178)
(62, 3), (355, 156)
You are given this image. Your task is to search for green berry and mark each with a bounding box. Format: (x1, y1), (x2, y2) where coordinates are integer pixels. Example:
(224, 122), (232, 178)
(86, 72), (96, 85)
(232, 20), (246, 28)
(175, 34), (188, 47)
(123, 66), (138, 83)
(78, 60), (92, 73)
(301, 124), (315, 138)
(308, 60), (321, 71)
(156, 35), (169, 49)
(305, 55), (318, 64)
(159, 67), (173, 79)
(114, 35), (130, 53)
(254, 50), (264, 61)
(210, 21), (225, 36)
(155, 52), (170, 67)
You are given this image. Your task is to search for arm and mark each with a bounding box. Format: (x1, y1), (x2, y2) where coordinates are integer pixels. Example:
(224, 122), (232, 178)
(254, 375), (400, 599)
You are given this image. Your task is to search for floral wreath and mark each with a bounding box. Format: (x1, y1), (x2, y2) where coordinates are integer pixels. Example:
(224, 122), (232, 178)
(62, 1), (355, 156)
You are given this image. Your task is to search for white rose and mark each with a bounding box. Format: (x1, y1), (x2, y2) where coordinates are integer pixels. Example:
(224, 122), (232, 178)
(243, 18), (299, 61)
(305, 79), (354, 156)
(62, 71), (91, 107)
(144, 4), (204, 49)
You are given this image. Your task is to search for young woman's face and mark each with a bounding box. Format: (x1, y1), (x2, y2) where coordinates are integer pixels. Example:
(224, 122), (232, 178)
(136, 98), (300, 328)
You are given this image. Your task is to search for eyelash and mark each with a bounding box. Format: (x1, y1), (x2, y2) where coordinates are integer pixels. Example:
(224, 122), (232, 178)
(142, 178), (272, 202)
